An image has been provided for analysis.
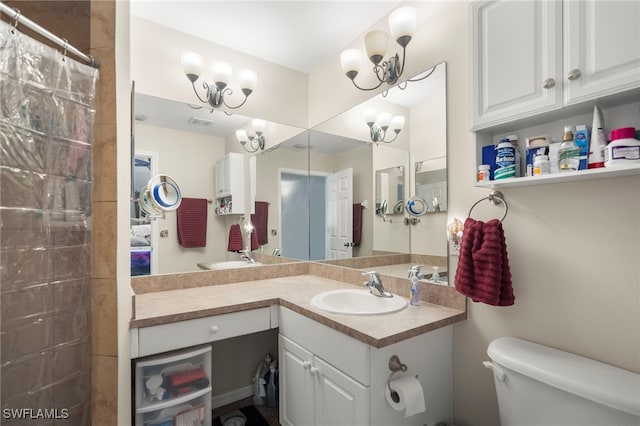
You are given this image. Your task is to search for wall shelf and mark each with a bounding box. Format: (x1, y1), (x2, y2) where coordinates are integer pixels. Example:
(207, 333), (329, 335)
(475, 164), (640, 189)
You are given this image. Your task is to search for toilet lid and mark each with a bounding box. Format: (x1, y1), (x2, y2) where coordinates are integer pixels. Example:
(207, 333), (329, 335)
(488, 337), (640, 416)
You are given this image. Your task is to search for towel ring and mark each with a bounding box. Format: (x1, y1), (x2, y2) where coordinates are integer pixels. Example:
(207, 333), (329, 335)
(468, 190), (508, 222)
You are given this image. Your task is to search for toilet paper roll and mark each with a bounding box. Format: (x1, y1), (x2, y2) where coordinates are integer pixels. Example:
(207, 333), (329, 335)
(385, 375), (426, 418)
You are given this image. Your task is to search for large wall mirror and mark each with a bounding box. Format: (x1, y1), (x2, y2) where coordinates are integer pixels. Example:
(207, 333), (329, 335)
(130, 62), (447, 282)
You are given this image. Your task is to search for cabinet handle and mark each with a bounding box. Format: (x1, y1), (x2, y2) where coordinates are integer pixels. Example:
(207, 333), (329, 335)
(310, 366), (319, 376)
(542, 78), (556, 89)
(567, 69), (582, 81)
(209, 325), (219, 333)
(302, 361), (311, 370)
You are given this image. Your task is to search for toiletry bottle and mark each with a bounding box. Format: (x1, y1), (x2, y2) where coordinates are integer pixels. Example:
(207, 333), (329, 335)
(408, 265), (424, 306)
(431, 266), (440, 283)
(506, 134), (522, 177)
(604, 127), (640, 167)
(558, 126), (580, 172)
(494, 138), (516, 180)
(588, 105), (607, 169)
(574, 125), (590, 170)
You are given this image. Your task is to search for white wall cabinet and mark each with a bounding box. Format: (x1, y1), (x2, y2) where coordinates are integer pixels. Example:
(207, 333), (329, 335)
(471, 0), (640, 131)
(279, 334), (369, 426)
(215, 152), (246, 214)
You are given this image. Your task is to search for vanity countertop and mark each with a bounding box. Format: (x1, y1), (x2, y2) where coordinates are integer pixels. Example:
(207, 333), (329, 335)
(132, 274), (466, 348)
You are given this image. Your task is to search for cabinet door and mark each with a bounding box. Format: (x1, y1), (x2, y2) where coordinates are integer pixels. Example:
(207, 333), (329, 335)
(314, 356), (369, 426)
(279, 335), (315, 426)
(471, 0), (562, 130)
(563, 0), (640, 105)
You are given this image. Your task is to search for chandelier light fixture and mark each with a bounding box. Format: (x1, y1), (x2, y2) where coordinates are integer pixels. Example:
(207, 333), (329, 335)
(181, 51), (257, 111)
(236, 119), (270, 153)
(364, 108), (405, 144)
(340, 6), (417, 91)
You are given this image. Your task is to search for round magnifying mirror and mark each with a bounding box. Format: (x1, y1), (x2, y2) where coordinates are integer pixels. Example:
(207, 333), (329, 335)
(406, 196), (428, 216)
(148, 175), (182, 211)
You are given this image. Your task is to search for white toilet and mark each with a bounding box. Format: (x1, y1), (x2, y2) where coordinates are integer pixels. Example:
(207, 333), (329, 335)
(485, 336), (640, 425)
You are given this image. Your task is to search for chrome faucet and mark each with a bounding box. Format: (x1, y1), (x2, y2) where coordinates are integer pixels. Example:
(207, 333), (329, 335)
(240, 250), (256, 264)
(362, 271), (393, 298)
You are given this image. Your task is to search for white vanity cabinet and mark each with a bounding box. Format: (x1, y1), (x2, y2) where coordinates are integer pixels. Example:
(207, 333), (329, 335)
(278, 307), (454, 426)
(471, 0), (640, 131)
(279, 335), (369, 426)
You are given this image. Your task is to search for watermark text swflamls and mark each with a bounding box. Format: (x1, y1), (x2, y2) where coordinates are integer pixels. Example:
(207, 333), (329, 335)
(2, 408), (70, 420)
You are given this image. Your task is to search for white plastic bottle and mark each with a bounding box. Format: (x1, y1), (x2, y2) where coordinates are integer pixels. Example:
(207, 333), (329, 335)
(604, 127), (640, 167)
(494, 138), (516, 180)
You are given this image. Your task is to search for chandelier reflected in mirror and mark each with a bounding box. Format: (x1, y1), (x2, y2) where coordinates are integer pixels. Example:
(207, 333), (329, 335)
(181, 51), (257, 111)
(236, 119), (278, 153)
(364, 109), (405, 144)
(340, 6), (416, 91)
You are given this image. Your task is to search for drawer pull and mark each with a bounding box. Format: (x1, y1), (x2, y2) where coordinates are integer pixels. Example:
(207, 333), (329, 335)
(302, 361), (311, 369)
(310, 366), (319, 376)
(209, 325), (219, 333)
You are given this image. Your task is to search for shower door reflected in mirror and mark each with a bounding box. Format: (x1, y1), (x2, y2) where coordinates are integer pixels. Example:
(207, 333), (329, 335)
(131, 150), (158, 276)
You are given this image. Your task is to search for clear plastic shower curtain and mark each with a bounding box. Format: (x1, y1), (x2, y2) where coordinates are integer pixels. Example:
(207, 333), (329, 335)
(0, 20), (98, 423)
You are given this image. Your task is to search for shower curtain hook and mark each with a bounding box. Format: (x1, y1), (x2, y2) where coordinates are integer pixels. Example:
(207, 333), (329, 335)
(10, 8), (21, 33)
(61, 38), (68, 61)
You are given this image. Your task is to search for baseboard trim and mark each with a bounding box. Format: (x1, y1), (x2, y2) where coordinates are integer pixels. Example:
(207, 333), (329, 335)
(211, 384), (254, 409)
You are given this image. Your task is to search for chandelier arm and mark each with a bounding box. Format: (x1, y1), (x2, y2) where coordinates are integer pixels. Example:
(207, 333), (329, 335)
(407, 64), (437, 82)
(396, 47), (407, 80)
(190, 81), (210, 104)
(381, 131), (400, 144)
(220, 87), (250, 110)
(350, 78), (385, 92)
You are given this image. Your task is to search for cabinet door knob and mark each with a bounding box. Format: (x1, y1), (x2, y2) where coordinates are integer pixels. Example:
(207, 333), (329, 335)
(302, 361), (311, 369)
(542, 78), (556, 89)
(209, 325), (219, 333)
(310, 366), (319, 375)
(567, 69), (582, 81)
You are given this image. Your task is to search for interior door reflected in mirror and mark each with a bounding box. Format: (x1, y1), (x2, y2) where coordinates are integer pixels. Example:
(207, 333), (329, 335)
(415, 158), (447, 213)
(375, 166), (405, 218)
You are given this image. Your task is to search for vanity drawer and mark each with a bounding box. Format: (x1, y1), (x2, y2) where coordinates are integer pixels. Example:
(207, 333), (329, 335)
(136, 307), (271, 357)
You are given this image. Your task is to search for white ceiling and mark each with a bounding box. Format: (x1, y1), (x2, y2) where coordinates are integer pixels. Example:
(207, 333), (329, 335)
(129, 0), (402, 74)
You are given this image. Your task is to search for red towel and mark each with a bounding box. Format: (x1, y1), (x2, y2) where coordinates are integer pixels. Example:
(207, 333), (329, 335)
(454, 218), (515, 306)
(227, 224), (243, 252)
(352, 204), (363, 246)
(176, 198), (208, 248)
(250, 228), (259, 251)
(251, 201), (269, 246)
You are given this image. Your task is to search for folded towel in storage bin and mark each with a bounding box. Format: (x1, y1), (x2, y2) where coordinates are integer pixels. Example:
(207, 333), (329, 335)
(176, 198), (208, 248)
(454, 218), (515, 306)
(228, 224), (244, 252)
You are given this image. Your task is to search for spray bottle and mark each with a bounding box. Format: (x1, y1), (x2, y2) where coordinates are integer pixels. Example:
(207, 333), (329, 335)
(408, 265), (424, 306)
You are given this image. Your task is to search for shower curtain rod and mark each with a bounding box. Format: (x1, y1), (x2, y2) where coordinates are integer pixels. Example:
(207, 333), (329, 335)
(0, 2), (99, 68)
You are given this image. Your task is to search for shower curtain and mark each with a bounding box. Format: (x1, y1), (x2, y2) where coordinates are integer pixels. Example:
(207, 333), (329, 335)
(0, 20), (98, 424)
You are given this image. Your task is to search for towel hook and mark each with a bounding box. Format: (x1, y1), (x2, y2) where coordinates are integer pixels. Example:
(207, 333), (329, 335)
(468, 190), (508, 222)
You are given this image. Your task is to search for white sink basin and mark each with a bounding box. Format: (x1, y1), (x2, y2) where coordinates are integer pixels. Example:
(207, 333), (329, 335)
(310, 289), (407, 315)
(197, 261), (262, 270)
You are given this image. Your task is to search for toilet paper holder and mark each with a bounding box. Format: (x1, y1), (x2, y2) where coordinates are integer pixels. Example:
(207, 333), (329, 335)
(387, 355), (418, 403)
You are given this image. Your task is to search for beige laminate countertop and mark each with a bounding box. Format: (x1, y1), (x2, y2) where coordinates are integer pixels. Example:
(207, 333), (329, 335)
(132, 274), (466, 348)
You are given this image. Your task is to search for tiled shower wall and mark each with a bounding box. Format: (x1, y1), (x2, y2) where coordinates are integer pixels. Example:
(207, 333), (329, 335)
(1, 1), (97, 424)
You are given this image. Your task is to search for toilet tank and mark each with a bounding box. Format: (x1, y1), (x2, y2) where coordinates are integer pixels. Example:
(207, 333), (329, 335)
(486, 337), (640, 426)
